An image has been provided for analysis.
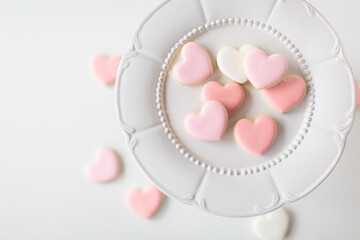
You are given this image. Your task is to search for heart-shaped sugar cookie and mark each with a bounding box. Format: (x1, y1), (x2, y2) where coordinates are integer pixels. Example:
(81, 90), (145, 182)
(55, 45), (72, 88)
(86, 148), (120, 183)
(234, 116), (277, 155)
(185, 101), (228, 141)
(127, 185), (162, 219)
(92, 55), (122, 85)
(264, 75), (307, 113)
(217, 44), (256, 84)
(202, 81), (245, 116)
(244, 48), (288, 89)
(252, 208), (290, 240)
(174, 42), (213, 85)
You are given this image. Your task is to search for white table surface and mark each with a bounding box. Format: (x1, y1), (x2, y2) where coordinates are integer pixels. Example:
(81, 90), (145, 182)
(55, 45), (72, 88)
(0, 0), (359, 239)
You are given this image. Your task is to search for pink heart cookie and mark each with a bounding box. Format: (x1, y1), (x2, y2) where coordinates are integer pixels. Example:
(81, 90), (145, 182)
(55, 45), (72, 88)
(234, 116), (277, 155)
(244, 48), (288, 89)
(356, 82), (360, 108)
(202, 81), (245, 116)
(264, 75), (307, 113)
(185, 101), (228, 141)
(174, 42), (213, 85)
(93, 55), (122, 85)
(86, 148), (120, 182)
(127, 185), (162, 219)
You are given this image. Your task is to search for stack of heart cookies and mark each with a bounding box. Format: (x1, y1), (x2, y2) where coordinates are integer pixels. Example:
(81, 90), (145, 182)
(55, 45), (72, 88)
(174, 42), (307, 155)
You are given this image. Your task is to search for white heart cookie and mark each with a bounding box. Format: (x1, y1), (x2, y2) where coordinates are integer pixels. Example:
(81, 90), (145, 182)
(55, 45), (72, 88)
(217, 44), (256, 84)
(252, 208), (290, 240)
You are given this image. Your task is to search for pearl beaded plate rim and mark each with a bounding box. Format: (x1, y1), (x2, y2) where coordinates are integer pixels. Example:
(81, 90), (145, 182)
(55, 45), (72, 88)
(115, 0), (355, 217)
(158, 19), (312, 175)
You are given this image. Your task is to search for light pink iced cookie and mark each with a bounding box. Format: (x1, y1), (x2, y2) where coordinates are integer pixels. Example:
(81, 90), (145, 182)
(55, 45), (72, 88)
(234, 116), (277, 155)
(356, 82), (360, 108)
(85, 148), (120, 183)
(92, 55), (122, 85)
(174, 42), (213, 85)
(244, 48), (288, 89)
(264, 75), (307, 113)
(185, 100), (228, 141)
(127, 185), (162, 219)
(202, 81), (245, 116)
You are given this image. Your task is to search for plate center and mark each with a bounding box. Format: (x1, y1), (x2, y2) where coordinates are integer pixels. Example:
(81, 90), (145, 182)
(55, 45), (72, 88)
(164, 24), (308, 169)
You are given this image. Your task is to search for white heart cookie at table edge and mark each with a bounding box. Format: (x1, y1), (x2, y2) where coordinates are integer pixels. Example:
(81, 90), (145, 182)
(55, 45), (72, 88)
(217, 44), (256, 84)
(115, 0), (355, 217)
(252, 207), (290, 240)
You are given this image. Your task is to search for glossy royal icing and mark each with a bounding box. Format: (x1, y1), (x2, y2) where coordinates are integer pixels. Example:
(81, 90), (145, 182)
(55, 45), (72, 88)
(174, 42), (213, 85)
(202, 81), (245, 116)
(234, 116), (277, 155)
(264, 75), (307, 113)
(185, 100), (228, 141)
(244, 48), (288, 89)
(217, 44), (256, 84)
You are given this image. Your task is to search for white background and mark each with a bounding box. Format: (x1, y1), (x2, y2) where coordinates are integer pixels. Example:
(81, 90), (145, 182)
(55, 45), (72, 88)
(0, 0), (359, 239)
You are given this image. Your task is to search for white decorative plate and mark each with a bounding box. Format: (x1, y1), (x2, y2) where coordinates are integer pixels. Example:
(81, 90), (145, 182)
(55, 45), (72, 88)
(116, 0), (356, 217)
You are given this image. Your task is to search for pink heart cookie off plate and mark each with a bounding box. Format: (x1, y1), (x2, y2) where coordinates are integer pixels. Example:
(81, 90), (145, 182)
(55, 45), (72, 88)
(86, 148), (120, 183)
(93, 55), (122, 85)
(202, 81), (245, 116)
(127, 185), (162, 219)
(234, 116), (277, 155)
(244, 48), (288, 89)
(185, 100), (228, 141)
(174, 42), (213, 85)
(356, 82), (360, 108)
(264, 75), (307, 113)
